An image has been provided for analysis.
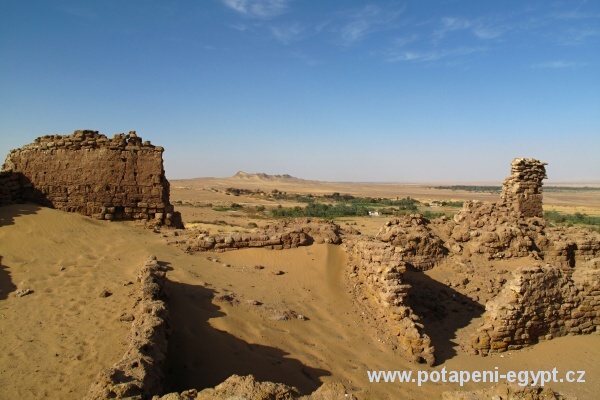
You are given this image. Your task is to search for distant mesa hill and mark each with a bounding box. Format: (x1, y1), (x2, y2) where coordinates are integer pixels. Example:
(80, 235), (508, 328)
(232, 171), (307, 183)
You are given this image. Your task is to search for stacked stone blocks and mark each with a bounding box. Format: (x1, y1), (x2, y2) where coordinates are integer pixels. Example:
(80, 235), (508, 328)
(500, 157), (548, 218)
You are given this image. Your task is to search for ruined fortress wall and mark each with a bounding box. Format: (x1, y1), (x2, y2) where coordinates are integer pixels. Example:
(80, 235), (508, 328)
(2, 130), (181, 226)
(376, 215), (448, 271)
(344, 238), (435, 365)
(85, 257), (169, 399)
(500, 158), (547, 218)
(0, 170), (22, 205)
(471, 264), (600, 355)
(176, 218), (342, 252)
(444, 158), (549, 260)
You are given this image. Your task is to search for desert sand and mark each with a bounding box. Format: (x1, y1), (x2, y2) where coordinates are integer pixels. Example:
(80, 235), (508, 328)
(2, 187), (599, 399)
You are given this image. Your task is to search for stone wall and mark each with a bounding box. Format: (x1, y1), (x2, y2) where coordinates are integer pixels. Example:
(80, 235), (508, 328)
(438, 158), (549, 260)
(86, 257), (170, 399)
(85, 258), (355, 400)
(543, 227), (600, 268)
(376, 215), (447, 271)
(0, 170), (23, 205)
(471, 264), (600, 355)
(1, 130), (182, 227)
(445, 200), (546, 260)
(500, 157), (547, 218)
(344, 237), (435, 365)
(174, 218), (342, 252)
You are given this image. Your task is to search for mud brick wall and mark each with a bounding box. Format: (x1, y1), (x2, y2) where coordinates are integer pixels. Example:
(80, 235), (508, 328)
(85, 257), (170, 399)
(344, 238), (435, 365)
(447, 200), (546, 260)
(0, 171), (22, 205)
(376, 214), (447, 271)
(471, 264), (600, 355)
(542, 228), (600, 268)
(176, 218), (342, 252)
(2, 130), (182, 227)
(500, 158), (547, 218)
(442, 157), (549, 261)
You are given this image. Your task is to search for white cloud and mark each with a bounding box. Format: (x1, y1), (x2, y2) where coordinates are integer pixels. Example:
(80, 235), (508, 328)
(393, 34), (419, 47)
(433, 16), (507, 42)
(270, 23), (305, 44)
(531, 60), (587, 69)
(340, 19), (370, 44)
(558, 26), (600, 45)
(335, 4), (404, 46)
(221, 0), (290, 18)
(228, 23), (249, 31)
(386, 47), (485, 63)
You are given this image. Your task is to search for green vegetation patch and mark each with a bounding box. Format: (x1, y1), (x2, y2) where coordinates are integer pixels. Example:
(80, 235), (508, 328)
(212, 203), (243, 212)
(544, 211), (600, 231)
(271, 203), (371, 219)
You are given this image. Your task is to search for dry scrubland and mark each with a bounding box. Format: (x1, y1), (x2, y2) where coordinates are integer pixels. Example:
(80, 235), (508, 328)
(1, 131), (600, 400)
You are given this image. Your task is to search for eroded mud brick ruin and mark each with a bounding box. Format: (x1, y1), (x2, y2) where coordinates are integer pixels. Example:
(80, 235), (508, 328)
(3, 136), (598, 398)
(339, 158), (600, 366)
(0, 130), (182, 227)
(500, 157), (547, 218)
(165, 157), (599, 369)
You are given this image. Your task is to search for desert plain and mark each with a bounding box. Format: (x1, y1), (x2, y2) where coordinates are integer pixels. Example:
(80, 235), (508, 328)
(1, 145), (600, 399)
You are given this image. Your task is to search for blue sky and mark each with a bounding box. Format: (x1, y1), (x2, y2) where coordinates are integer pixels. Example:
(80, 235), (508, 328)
(1, 0), (599, 182)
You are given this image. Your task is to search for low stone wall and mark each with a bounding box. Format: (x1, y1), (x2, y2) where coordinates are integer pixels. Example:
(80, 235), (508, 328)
(85, 257), (170, 399)
(471, 264), (600, 355)
(2, 130), (182, 227)
(176, 218), (343, 252)
(344, 238), (435, 365)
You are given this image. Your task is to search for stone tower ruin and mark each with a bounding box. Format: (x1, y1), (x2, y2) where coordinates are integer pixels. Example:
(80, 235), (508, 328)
(499, 158), (547, 218)
(1, 130), (182, 227)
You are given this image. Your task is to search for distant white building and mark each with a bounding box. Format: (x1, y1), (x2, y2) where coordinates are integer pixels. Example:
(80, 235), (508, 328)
(368, 211), (381, 216)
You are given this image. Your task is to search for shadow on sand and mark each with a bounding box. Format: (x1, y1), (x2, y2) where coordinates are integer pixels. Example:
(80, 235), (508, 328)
(163, 279), (330, 395)
(0, 256), (17, 300)
(403, 269), (485, 364)
(0, 203), (41, 227)
(1, 204), (41, 300)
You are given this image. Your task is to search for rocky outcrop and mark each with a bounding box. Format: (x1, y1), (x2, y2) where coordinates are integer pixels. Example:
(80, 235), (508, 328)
(2, 130), (182, 227)
(85, 257), (170, 399)
(176, 218), (342, 252)
(471, 264), (600, 355)
(376, 214), (447, 271)
(344, 237), (435, 365)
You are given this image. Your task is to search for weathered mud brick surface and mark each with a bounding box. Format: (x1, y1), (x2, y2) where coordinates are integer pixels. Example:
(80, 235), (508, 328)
(1, 130), (182, 227)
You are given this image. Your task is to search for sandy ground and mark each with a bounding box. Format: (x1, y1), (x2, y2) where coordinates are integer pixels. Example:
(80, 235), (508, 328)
(1, 193), (600, 399)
